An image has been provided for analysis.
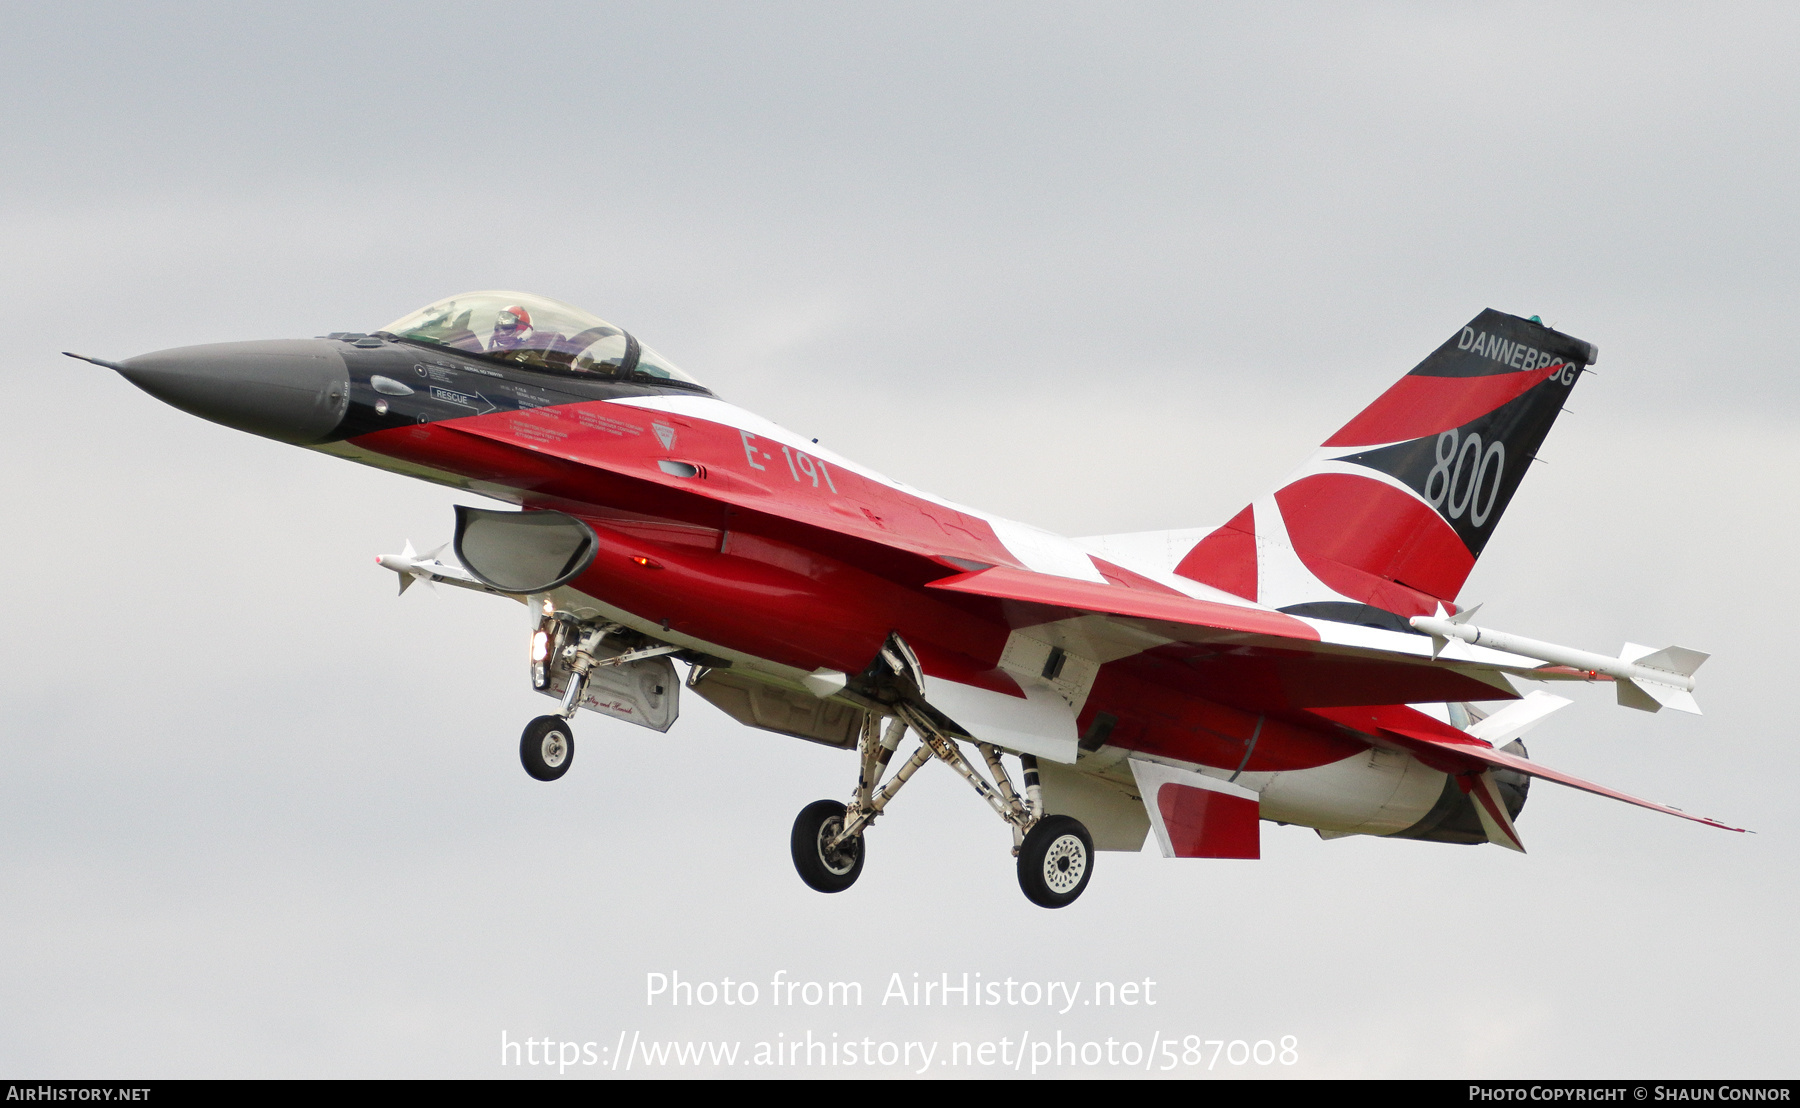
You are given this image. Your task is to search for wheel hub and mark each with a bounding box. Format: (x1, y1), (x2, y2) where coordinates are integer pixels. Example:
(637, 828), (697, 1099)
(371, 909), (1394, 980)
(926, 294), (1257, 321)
(817, 817), (859, 875)
(1042, 834), (1086, 893)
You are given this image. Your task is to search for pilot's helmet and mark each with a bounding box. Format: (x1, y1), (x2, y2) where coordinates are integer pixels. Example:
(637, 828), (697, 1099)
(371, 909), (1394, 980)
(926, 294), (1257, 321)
(497, 305), (533, 333)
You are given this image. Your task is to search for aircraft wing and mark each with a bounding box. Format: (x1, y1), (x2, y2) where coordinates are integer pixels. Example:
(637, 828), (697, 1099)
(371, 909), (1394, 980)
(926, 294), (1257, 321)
(928, 565), (1323, 641)
(926, 567), (1743, 832)
(926, 565), (1557, 704)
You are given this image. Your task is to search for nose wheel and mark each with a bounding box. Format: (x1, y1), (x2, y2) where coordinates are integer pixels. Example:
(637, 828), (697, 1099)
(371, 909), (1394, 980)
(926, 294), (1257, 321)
(520, 715), (574, 781)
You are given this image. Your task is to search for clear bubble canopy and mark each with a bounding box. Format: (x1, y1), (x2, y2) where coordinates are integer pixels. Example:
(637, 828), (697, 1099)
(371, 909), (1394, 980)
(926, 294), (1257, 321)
(382, 291), (703, 387)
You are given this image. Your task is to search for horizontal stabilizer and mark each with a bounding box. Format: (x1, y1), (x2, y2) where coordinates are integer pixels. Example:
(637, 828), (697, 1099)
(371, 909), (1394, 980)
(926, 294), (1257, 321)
(1373, 717), (1744, 833)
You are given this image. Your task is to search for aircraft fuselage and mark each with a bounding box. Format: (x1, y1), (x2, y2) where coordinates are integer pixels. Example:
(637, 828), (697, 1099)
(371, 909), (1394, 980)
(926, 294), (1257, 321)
(96, 295), (1718, 910)
(283, 333), (1493, 845)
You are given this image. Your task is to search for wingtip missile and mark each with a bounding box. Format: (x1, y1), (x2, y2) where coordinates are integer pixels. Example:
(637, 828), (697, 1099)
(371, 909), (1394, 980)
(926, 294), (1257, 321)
(1409, 614), (1706, 714)
(375, 542), (506, 599)
(1423, 601), (1482, 657)
(375, 552), (423, 595)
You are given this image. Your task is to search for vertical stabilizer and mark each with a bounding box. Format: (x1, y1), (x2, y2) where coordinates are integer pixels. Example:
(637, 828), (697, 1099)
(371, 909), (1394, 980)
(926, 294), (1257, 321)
(1176, 310), (1596, 633)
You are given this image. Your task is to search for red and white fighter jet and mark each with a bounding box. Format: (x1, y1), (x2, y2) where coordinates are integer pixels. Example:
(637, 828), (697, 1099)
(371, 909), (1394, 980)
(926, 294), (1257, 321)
(73, 292), (1741, 908)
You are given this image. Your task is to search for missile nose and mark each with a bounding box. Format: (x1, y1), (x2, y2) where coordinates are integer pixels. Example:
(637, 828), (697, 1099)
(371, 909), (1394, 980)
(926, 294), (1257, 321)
(112, 339), (351, 444)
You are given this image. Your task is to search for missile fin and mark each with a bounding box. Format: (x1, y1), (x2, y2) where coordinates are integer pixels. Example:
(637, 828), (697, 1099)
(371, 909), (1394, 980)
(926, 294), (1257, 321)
(1618, 677), (1700, 715)
(1622, 643), (1709, 678)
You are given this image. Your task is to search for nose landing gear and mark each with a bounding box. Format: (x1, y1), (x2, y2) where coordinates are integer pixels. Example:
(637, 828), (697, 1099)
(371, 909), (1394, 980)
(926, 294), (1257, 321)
(515, 615), (684, 782)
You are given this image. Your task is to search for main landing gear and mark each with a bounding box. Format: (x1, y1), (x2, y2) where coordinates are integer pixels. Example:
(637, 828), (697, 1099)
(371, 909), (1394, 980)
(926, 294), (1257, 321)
(788, 702), (1095, 909)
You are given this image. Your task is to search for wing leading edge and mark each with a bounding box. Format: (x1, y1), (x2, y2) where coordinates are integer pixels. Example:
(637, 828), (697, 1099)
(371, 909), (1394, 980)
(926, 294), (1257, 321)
(926, 565), (1534, 707)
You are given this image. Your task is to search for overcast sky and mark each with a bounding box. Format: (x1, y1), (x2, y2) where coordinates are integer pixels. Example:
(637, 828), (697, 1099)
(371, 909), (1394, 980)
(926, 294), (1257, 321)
(2, 2), (1795, 1079)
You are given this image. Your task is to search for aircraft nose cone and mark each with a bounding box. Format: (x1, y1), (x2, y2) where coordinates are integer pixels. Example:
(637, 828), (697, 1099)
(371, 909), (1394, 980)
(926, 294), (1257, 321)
(116, 339), (350, 444)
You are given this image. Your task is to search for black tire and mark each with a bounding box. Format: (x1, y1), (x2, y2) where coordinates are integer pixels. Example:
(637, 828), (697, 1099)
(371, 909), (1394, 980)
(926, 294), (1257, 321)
(1017, 815), (1093, 908)
(790, 800), (864, 893)
(520, 715), (574, 782)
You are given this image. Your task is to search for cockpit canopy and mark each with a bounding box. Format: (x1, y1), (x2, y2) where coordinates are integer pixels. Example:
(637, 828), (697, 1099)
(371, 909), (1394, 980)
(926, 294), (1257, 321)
(382, 291), (703, 388)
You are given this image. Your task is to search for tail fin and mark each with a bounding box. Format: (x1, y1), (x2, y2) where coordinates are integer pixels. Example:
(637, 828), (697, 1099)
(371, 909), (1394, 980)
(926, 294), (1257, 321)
(1176, 310), (1596, 632)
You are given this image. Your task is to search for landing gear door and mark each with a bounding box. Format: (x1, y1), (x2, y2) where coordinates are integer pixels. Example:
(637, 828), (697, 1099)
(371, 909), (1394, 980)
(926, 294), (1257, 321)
(538, 645), (679, 733)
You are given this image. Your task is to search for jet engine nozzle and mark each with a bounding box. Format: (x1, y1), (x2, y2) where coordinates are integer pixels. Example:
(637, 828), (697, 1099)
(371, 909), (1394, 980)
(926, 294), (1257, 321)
(112, 339), (351, 444)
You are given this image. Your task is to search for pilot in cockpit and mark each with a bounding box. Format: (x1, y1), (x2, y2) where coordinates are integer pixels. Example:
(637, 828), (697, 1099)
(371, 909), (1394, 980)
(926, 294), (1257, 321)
(489, 305), (534, 352)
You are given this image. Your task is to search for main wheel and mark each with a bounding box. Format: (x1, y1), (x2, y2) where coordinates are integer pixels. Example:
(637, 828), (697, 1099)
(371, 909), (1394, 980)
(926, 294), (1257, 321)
(1017, 815), (1093, 908)
(520, 715), (574, 782)
(790, 799), (864, 893)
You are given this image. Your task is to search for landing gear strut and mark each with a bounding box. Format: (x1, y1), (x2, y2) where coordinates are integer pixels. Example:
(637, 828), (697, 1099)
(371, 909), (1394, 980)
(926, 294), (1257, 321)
(517, 617), (608, 783)
(787, 700), (1094, 908)
(518, 613), (683, 782)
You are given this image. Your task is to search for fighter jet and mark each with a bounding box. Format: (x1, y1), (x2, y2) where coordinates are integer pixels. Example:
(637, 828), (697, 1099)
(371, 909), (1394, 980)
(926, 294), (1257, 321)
(70, 291), (1740, 908)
